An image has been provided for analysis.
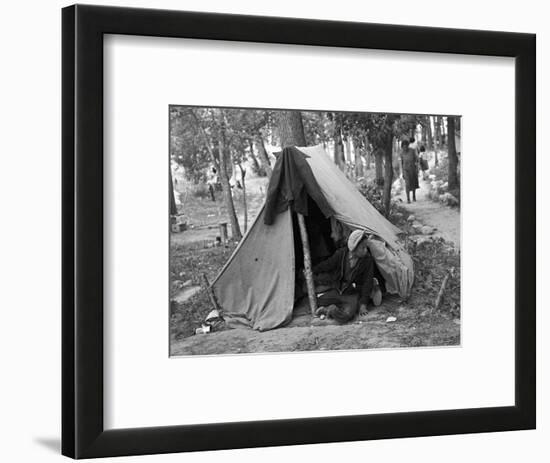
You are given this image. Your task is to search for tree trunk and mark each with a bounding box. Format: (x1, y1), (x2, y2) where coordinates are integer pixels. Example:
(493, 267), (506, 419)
(229, 150), (235, 182)
(364, 136), (371, 170)
(238, 164), (248, 233)
(334, 134), (345, 170)
(218, 117), (242, 241)
(345, 137), (352, 164)
(383, 136), (394, 216)
(393, 137), (401, 180)
(433, 116), (440, 166)
(255, 131), (272, 177)
(447, 116), (459, 191)
(374, 148), (384, 187)
(421, 121), (428, 148)
(248, 139), (262, 176)
(426, 116), (433, 151)
(333, 114), (345, 170)
(277, 111), (307, 148)
(277, 110), (317, 315)
(440, 116), (447, 147)
(354, 137), (364, 178)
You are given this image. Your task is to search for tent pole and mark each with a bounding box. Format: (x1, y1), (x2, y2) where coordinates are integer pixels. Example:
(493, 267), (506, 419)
(297, 213), (318, 316)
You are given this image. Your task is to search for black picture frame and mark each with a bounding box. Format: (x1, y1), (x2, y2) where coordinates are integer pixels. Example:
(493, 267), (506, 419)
(62, 4), (536, 459)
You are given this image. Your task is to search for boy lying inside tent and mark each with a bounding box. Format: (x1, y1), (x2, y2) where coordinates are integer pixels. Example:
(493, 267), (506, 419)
(309, 229), (384, 323)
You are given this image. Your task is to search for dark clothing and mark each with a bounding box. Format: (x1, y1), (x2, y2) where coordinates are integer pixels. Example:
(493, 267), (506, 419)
(317, 290), (359, 323)
(401, 148), (419, 192)
(264, 147), (334, 225)
(312, 247), (375, 307)
(420, 156), (429, 171)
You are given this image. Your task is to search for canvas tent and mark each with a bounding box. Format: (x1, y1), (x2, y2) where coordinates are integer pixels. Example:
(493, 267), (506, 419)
(211, 145), (414, 331)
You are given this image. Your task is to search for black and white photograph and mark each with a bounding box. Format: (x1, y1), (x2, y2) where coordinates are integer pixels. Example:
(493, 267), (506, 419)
(169, 106), (461, 356)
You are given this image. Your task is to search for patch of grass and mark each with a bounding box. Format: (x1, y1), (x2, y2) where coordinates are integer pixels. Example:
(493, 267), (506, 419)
(189, 183), (212, 199)
(178, 196), (224, 227)
(406, 237), (461, 318)
(170, 243), (237, 339)
(171, 291), (212, 341)
(170, 243), (236, 289)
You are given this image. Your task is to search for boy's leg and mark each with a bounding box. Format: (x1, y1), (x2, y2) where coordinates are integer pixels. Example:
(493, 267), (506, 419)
(326, 294), (359, 323)
(316, 289), (340, 318)
(371, 278), (382, 306)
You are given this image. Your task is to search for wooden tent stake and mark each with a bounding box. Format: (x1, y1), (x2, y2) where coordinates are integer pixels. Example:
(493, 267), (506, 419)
(297, 213), (318, 315)
(434, 267), (454, 310)
(202, 273), (221, 313)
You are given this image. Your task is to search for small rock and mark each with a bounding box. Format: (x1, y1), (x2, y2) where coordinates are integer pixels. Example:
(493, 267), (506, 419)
(438, 192), (459, 206)
(421, 226), (434, 235)
(386, 316), (397, 323)
(407, 215), (416, 222)
(412, 222), (423, 233)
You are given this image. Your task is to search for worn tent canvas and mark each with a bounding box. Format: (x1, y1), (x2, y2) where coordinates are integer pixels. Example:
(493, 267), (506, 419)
(212, 145), (414, 331)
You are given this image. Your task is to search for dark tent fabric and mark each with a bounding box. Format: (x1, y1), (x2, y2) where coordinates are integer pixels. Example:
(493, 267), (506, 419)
(264, 146), (334, 225)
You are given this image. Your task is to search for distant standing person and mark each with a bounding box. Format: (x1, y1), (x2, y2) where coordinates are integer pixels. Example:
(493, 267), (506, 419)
(206, 166), (218, 202)
(400, 139), (419, 203)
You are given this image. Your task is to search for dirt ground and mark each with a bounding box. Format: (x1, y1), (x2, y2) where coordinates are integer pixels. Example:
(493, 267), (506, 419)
(399, 177), (460, 248)
(170, 295), (459, 356)
(170, 170), (460, 357)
